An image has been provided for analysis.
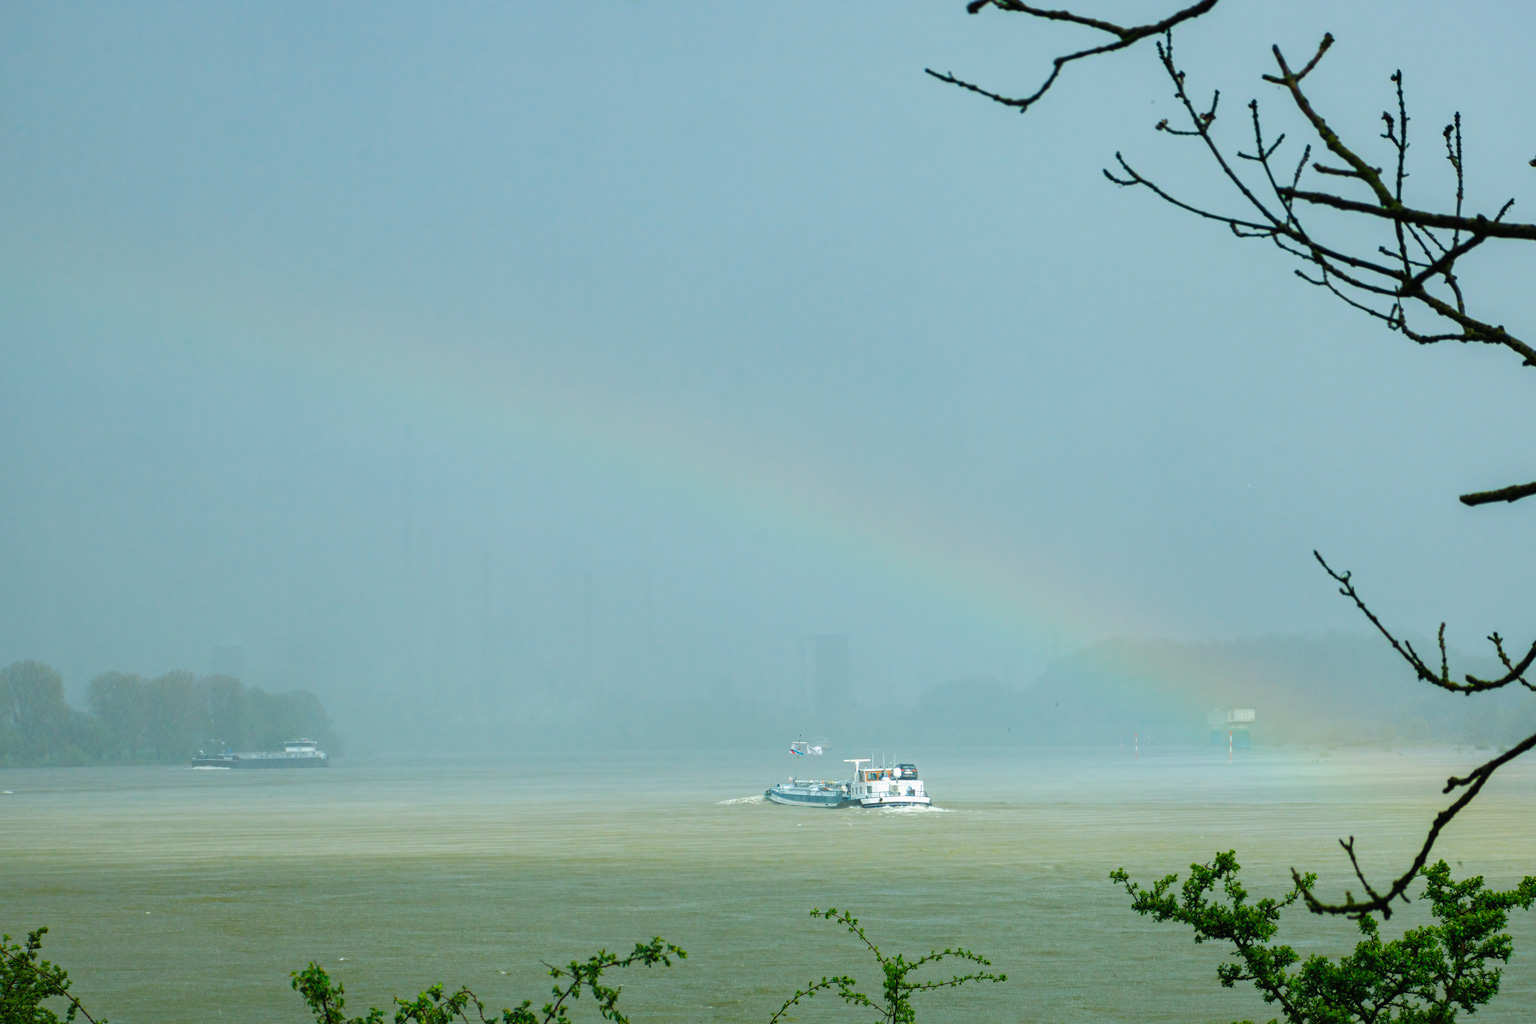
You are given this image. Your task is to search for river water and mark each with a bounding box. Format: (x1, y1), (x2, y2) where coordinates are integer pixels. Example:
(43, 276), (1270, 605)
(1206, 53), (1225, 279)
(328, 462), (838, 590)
(5, 746), (1535, 1023)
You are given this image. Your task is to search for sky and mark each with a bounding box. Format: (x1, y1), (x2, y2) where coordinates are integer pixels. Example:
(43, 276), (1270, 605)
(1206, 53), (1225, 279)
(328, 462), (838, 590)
(4, 2), (1535, 742)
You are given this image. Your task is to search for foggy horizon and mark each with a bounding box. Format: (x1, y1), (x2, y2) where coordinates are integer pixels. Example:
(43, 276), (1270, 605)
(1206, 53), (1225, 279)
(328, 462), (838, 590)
(6, 3), (1536, 749)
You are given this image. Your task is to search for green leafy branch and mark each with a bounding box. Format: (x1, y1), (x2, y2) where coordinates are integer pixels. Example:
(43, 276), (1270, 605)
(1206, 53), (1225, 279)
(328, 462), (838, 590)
(769, 908), (1005, 1024)
(291, 937), (686, 1024)
(0, 927), (104, 1024)
(1112, 852), (1536, 1024)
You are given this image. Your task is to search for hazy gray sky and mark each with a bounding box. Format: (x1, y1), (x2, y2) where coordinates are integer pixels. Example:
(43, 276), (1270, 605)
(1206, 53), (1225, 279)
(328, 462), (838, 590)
(4, 3), (1534, 733)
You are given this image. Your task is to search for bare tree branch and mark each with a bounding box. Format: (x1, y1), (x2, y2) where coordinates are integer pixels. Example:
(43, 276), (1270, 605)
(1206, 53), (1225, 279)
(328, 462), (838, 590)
(937, 7), (1536, 926)
(1295, 727), (1536, 918)
(1265, 36), (1398, 207)
(1314, 551), (1536, 692)
(924, 0), (1219, 113)
(1461, 480), (1536, 506)
(1289, 551), (1536, 916)
(1076, 34), (1536, 399)
(1277, 190), (1536, 241)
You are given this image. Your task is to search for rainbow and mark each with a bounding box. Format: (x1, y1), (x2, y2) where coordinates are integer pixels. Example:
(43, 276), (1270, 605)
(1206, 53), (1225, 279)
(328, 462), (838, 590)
(5, 246), (1166, 661)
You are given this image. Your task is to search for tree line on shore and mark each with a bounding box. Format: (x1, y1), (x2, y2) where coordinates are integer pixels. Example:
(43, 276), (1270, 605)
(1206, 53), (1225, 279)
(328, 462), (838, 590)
(0, 659), (338, 768)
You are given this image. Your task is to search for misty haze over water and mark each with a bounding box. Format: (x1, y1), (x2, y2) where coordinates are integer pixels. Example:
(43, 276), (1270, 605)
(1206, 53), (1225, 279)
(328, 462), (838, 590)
(5, 4), (1536, 752)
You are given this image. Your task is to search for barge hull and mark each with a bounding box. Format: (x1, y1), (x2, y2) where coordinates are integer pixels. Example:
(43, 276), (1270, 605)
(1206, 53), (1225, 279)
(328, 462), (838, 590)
(764, 787), (848, 808)
(190, 755), (328, 769)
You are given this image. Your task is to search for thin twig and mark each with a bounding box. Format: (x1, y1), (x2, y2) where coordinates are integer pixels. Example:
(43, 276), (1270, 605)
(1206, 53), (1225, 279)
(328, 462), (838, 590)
(1297, 727), (1536, 918)
(925, 0), (1219, 113)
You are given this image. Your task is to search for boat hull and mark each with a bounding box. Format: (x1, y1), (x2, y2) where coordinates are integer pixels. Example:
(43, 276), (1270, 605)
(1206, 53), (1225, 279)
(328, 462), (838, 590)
(765, 784), (848, 808)
(855, 795), (931, 808)
(190, 754), (328, 769)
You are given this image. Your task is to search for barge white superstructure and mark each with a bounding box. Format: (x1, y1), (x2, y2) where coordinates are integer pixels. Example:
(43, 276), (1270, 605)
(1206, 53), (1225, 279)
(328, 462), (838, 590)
(844, 759), (930, 808)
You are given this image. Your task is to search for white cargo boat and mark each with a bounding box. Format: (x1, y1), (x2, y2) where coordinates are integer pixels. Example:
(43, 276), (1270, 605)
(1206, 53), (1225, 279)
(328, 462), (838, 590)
(190, 738), (329, 769)
(763, 753), (933, 809)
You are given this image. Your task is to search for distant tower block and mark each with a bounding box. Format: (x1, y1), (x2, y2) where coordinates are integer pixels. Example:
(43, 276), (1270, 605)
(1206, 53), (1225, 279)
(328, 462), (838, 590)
(1208, 706), (1255, 748)
(813, 635), (850, 714)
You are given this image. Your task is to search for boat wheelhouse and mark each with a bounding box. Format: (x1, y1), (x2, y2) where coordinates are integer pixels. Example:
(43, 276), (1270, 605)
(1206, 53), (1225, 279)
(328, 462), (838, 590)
(844, 759), (930, 808)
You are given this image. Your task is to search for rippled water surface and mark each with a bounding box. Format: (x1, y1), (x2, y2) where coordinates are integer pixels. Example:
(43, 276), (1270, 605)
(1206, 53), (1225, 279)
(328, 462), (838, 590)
(5, 746), (1535, 1023)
